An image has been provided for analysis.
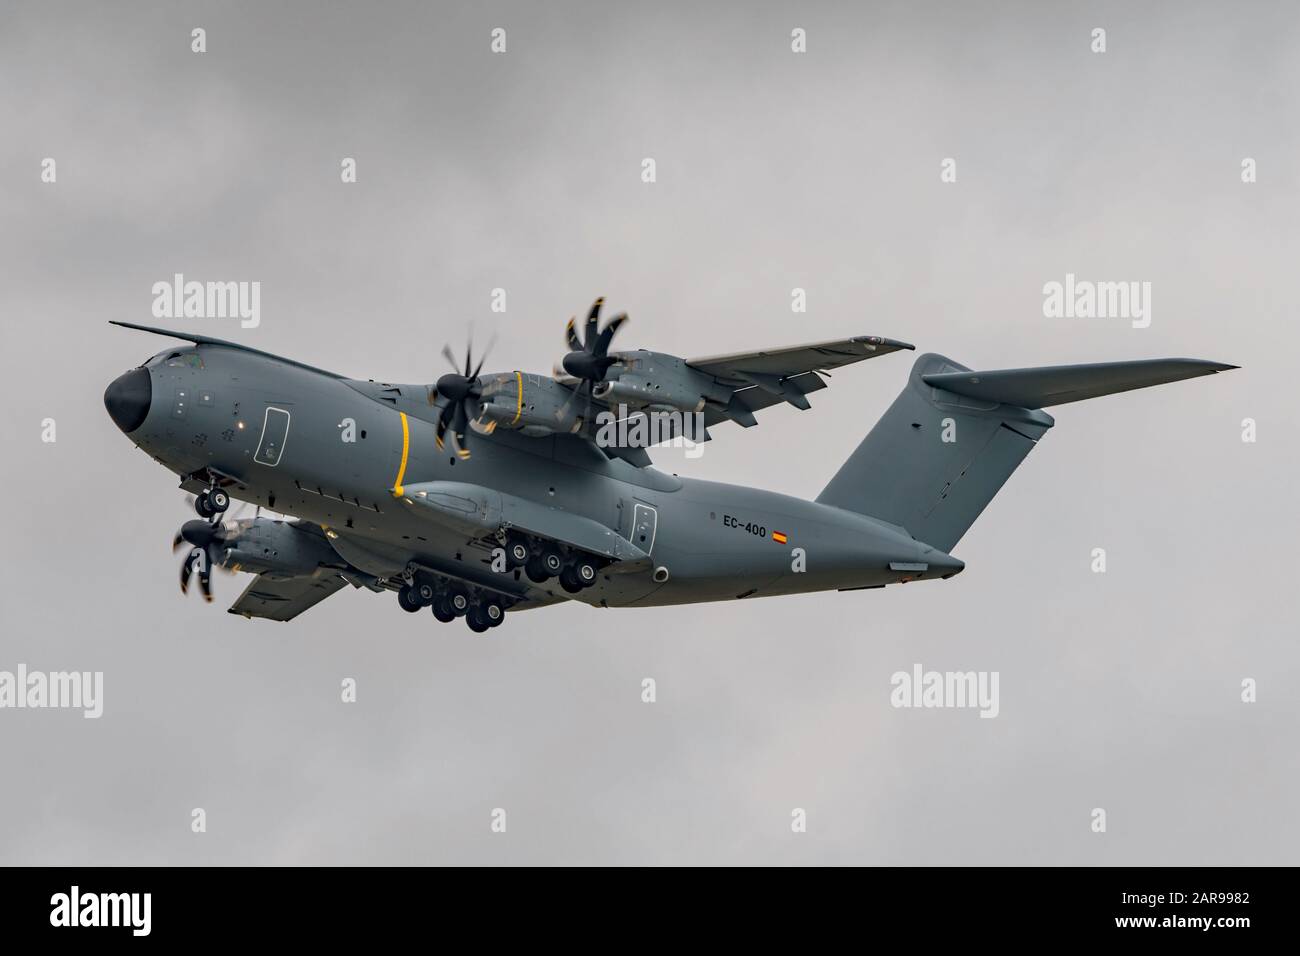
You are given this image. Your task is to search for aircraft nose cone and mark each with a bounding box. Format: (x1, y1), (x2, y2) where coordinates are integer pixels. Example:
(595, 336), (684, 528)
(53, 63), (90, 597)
(104, 366), (151, 434)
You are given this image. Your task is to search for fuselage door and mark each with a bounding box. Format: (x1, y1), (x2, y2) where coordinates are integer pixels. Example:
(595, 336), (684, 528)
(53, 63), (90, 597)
(254, 406), (292, 467)
(630, 501), (658, 554)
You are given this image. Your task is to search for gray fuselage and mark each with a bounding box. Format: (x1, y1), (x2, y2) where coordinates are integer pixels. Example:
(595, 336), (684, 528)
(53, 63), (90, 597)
(114, 343), (962, 611)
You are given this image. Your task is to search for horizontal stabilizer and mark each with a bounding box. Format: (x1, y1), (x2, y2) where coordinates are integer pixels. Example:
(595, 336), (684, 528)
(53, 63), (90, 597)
(820, 351), (1236, 552)
(922, 358), (1237, 410)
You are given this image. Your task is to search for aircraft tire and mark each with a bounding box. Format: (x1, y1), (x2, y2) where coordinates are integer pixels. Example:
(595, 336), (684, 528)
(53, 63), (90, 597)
(466, 608), (490, 633)
(525, 558), (550, 583)
(481, 600), (504, 625)
(431, 597), (456, 623)
(505, 534), (530, 568)
(541, 548), (564, 576)
(573, 558), (599, 588)
(398, 586), (423, 613)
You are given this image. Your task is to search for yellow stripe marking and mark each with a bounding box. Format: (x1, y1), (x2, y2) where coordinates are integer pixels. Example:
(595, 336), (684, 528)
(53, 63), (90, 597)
(392, 411), (410, 497)
(512, 371), (524, 424)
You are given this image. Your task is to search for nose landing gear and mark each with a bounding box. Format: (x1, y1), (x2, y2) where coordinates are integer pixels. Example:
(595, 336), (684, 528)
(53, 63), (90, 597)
(194, 487), (230, 520)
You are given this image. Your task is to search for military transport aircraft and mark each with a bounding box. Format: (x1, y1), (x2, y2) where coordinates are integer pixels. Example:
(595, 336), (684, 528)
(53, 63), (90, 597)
(104, 300), (1235, 632)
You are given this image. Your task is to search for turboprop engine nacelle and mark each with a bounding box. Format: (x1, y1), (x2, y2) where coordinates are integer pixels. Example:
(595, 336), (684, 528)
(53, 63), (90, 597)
(476, 373), (590, 436)
(593, 351), (728, 413)
(221, 517), (339, 577)
(592, 375), (705, 412)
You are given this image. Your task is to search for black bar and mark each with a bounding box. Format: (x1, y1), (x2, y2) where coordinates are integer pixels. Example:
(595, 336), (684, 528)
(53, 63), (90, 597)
(0, 866), (1281, 943)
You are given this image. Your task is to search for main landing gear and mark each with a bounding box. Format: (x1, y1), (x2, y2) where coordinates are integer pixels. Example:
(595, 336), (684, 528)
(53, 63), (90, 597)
(397, 577), (507, 633)
(504, 532), (601, 594)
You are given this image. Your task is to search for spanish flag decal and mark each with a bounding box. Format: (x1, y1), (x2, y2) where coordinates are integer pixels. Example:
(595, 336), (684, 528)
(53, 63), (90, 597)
(772, 531), (788, 544)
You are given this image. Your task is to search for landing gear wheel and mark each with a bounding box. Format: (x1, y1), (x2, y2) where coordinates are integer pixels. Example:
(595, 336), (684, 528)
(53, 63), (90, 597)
(505, 533), (530, 569)
(466, 608), (490, 633)
(194, 495), (214, 519)
(541, 548), (564, 577)
(416, 582), (436, 606)
(481, 600), (504, 627)
(431, 597), (455, 623)
(525, 557), (550, 584)
(448, 591), (470, 617)
(398, 585), (423, 613)
(559, 568), (583, 594)
(573, 558), (599, 588)
(208, 489), (230, 513)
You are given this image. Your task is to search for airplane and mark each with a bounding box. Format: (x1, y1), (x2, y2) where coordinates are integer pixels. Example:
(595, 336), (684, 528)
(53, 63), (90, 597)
(103, 299), (1236, 632)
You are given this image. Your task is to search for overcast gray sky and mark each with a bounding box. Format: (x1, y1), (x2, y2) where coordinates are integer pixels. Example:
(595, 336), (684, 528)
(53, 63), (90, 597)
(1, 0), (1296, 864)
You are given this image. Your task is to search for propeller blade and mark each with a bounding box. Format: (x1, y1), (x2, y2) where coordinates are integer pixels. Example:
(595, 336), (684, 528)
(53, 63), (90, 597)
(594, 312), (628, 357)
(470, 333), (497, 380)
(452, 400), (469, 441)
(565, 317), (582, 352)
(199, 556), (213, 602)
(450, 401), (471, 459)
(179, 552), (193, 594)
(435, 402), (451, 450)
(585, 298), (603, 349)
(442, 344), (459, 372)
(555, 382), (581, 422)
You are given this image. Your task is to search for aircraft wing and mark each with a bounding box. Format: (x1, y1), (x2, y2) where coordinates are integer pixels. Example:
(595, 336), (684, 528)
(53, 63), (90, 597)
(227, 570), (348, 622)
(687, 335), (914, 427)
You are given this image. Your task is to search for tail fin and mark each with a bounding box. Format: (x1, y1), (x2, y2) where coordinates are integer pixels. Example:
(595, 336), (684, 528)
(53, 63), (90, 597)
(817, 353), (1236, 551)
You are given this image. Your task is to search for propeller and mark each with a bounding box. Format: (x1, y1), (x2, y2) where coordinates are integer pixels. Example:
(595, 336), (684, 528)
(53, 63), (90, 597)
(558, 297), (628, 423)
(428, 336), (495, 460)
(173, 518), (236, 602)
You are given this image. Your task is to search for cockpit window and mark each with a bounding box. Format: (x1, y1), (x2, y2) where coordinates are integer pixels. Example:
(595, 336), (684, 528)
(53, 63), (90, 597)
(144, 351), (176, 367)
(164, 352), (204, 369)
